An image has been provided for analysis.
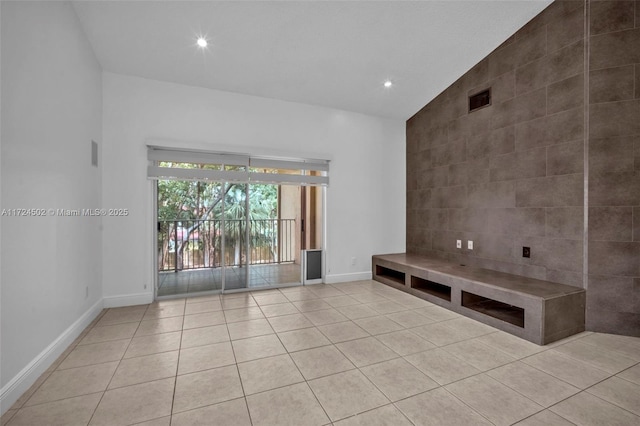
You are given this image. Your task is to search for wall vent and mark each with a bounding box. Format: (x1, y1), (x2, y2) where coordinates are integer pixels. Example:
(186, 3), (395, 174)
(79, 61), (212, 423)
(91, 140), (98, 167)
(469, 88), (491, 112)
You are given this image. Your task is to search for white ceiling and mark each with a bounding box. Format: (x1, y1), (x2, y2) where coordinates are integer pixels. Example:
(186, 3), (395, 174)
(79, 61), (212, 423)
(73, 1), (552, 120)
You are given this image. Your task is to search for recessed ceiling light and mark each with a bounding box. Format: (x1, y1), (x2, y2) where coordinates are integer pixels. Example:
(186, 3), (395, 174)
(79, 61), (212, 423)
(383, 80), (393, 88)
(196, 37), (208, 48)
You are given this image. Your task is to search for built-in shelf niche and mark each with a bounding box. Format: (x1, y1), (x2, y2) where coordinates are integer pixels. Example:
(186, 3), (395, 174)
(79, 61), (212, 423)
(375, 265), (405, 285)
(462, 291), (524, 328)
(411, 276), (451, 302)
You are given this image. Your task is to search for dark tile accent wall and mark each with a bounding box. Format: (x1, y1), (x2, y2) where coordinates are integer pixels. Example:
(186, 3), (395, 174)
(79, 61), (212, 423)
(406, 0), (640, 336)
(587, 0), (640, 335)
(407, 1), (586, 282)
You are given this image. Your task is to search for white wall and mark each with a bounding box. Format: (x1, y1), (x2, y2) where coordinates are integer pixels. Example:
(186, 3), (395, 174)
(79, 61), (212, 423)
(0, 0), (103, 409)
(102, 73), (405, 300)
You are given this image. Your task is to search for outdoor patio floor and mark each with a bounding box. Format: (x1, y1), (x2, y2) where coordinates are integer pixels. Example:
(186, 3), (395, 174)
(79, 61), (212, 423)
(158, 263), (301, 297)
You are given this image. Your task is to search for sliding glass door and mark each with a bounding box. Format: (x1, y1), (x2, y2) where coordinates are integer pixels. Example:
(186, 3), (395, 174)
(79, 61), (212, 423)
(156, 179), (308, 297)
(150, 147), (328, 298)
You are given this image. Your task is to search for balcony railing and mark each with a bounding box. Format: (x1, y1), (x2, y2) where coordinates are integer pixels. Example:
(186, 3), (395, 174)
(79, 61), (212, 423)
(158, 219), (296, 272)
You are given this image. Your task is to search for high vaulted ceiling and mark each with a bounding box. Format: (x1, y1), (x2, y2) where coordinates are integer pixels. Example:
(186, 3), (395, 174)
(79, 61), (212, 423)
(72, 1), (552, 120)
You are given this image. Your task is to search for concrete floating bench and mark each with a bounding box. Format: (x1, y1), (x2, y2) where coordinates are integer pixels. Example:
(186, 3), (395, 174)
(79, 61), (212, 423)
(372, 253), (585, 345)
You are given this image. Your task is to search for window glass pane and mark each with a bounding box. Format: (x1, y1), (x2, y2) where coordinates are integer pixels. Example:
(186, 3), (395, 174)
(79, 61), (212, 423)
(159, 161), (222, 171)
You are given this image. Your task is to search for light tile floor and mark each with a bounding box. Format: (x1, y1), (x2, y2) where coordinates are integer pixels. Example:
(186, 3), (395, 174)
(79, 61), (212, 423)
(3, 280), (640, 426)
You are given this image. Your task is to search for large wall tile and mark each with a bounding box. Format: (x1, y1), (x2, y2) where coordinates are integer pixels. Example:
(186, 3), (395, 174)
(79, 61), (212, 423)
(636, 64), (640, 98)
(589, 171), (640, 206)
(516, 57), (548, 95)
(432, 138), (466, 167)
(466, 132), (491, 159)
(473, 234), (515, 260)
(589, 99), (640, 138)
(515, 107), (583, 151)
(416, 189), (432, 210)
(462, 103), (493, 136)
(587, 275), (638, 313)
(589, 135), (637, 174)
(448, 115), (468, 143)
(516, 24), (548, 66)
(547, 140), (584, 176)
(493, 88), (547, 129)
(516, 174), (583, 207)
(517, 147), (548, 179)
(635, 135), (640, 169)
(431, 186), (467, 208)
(487, 24), (547, 80)
(426, 209), (449, 230)
(590, 28), (640, 70)
(547, 2), (585, 51)
(488, 40), (519, 80)
(589, 207), (633, 241)
(431, 230), (462, 253)
(546, 207), (584, 239)
(548, 74), (585, 114)
(424, 124), (448, 148)
(590, 1), (635, 36)
(486, 208), (546, 237)
(490, 126), (516, 156)
(415, 149), (432, 171)
(448, 163), (468, 186)
(547, 40), (585, 83)
(589, 241), (640, 276)
(514, 87), (548, 124)
(449, 209), (488, 232)
(465, 158), (490, 185)
(589, 65), (635, 103)
(491, 97), (516, 130)
(467, 181), (516, 208)
(542, 238), (584, 272)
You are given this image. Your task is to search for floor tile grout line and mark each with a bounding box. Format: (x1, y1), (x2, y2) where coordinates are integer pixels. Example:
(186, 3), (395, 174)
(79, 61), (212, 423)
(522, 342), (619, 386)
(548, 387), (640, 422)
(225, 318), (256, 426)
(439, 384), (505, 426)
(85, 308), (143, 426)
(166, 309), (189, 422)
(528, 334), (630, 374)
(517, 349), (617, 390)
(516, 409), (578, 426)
(613, 360), (640, 385)
(578, 361), (640, 418)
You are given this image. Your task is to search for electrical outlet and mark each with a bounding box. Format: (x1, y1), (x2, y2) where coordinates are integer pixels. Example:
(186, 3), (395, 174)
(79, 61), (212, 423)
(350, 257), (356, 266)
(456, 240), (462, 249)
(523, 246), (531, 258)
(468, 240), (473, 250)
(144, 284), (147, 290)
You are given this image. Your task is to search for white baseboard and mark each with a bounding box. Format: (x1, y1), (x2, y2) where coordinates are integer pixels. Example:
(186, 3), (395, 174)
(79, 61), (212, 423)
(103, 292), (153, 308)
(324, 271), (372, 284)
(0, 299), (104, 415)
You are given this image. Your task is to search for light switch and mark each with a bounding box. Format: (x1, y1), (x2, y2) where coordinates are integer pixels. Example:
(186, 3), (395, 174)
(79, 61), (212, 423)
(468, 240), (473, 250)
(456, 240), (462, 249)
